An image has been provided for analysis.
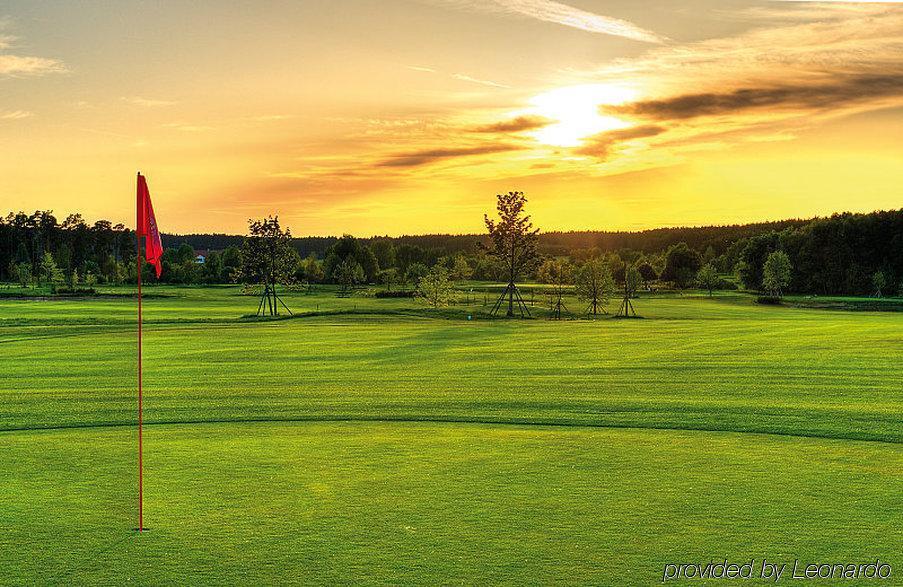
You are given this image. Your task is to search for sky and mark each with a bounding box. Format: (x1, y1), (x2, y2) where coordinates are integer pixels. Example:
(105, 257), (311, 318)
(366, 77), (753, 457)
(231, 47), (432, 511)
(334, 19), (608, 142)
(0, 0), (901, 236)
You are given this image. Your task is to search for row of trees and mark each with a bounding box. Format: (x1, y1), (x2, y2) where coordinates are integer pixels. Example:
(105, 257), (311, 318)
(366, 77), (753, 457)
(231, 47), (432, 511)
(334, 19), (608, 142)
(2, 206), (900, 297)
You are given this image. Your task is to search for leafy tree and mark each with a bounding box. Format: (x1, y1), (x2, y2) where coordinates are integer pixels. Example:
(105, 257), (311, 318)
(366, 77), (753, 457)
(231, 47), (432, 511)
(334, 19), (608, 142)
(736, 233), (781, 291)
(660, 243), (702, 289)
(762, 250), (792, 297)
(697, 263), (719, 297)
(324, 235), (379, 283)
(872, 271), (886, 298)
(300, 253), (324, 283)
(575, 259), (614, 315)
(221, 246), (242, 282)
(636, 261), (658, 290)
(625, 264), (642, 297)
(370, 239), (396, 271)
(238, 216), (296, 315)
(416, 265), (455, 308)
(405, 262), (429, 285)
(483, 191), (540, 317)
(537, 258), (572, 319)
(378, 267), (399, 291)
(69, 269), (80, 289)
(85, 271), (97, 288)
(450, 255), (473, 282)
(10, 261), (31, 288)
(605, 252), (625, 283)
(335, 258), (364, 296)
(40, 252), (64, 291)
(395, 244), (429, 274)
(203, 251), (224, 283)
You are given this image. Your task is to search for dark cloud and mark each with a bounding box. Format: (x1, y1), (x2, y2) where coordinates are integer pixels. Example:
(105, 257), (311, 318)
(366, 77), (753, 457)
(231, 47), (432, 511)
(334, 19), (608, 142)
(611, 74), (903, 120)
(575, 125), (666, 159)
(471, 115), (553, 133)
(376, 143), (523, 167)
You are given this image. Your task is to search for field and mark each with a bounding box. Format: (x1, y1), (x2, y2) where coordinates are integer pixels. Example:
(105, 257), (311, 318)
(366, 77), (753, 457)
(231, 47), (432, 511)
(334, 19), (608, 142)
(1, 285), (901, 584)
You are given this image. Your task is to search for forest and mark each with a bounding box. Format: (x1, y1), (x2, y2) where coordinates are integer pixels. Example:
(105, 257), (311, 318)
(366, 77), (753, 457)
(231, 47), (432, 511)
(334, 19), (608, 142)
(1, 207), (901, 296)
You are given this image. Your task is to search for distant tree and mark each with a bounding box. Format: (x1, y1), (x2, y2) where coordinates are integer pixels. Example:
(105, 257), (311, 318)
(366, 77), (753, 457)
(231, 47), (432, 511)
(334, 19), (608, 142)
(85, 271), (97, 288)
(697, 263), (719, 297)
(872, 271), (887, 298)
(450, 255), (473, 282)
(537, 258), (572, 319)
(378, 267), (399, 291)
(605, 252), (625, 283)
(221, 246), (242, 282)
(637, 261), (658, 291)
(203, 251), (224, 283)
(335, 258), (364, 297)
(471, 253), (502, 281)
(301, 253), (325, 283)
(40, 252), (64, 291)
(324, 235), (379, 283)
(416, 265), (455, 308)
(69, 268), (80, 289)
(625, 264), (642, 297)
(660, 243), (702, 289)
(483, 191), (540, 317)
(395, 244), (430, 274)
(615, 263), (642, 317)
(762, 250), (792, 298)
(238, 216), (296, 315)
(405, 262), (429, 285)
(575, 259), (614, 316)
(736, 233), (781, 291)
(12, 261), (31, 288)
(370, 239), (396, 271)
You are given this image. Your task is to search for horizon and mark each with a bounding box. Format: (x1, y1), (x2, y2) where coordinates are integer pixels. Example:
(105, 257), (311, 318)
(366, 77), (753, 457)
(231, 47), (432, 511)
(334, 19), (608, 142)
(1, 1), (901, 234)
(7, 205), (894, 241)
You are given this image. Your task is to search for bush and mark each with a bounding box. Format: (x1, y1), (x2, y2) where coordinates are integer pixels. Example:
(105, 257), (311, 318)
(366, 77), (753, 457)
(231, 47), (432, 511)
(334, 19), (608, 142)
(55, 287), (96, 295)
(717, 278), (738, 291)
(756, 295), (782, 305)
(375, 289), (415, 298)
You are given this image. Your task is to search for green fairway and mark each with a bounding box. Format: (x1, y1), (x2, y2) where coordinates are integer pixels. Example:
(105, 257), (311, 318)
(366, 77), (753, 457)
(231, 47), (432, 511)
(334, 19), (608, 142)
(1, 286), (901, 584)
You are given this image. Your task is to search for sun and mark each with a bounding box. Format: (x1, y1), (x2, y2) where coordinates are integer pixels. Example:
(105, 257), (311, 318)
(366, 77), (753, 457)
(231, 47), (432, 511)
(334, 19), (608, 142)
(527, 83), (637, 148)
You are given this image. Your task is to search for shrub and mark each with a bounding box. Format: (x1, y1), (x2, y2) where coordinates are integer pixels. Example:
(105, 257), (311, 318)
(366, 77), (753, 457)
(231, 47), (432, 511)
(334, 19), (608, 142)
(756, 295), (782, 305)
(375, 290), (415, 298)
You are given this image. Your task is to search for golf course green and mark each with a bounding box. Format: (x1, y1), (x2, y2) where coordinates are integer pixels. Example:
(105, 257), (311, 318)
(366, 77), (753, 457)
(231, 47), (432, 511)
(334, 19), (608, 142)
(1, 286), (901, 584)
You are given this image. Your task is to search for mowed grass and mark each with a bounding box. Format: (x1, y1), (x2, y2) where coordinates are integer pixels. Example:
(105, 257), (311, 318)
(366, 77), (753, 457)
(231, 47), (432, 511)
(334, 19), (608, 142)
(0, 285), (901, 584)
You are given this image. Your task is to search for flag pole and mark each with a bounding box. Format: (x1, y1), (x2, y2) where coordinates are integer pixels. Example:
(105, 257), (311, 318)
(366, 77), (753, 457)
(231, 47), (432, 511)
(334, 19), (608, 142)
(136, 172), (144, 532)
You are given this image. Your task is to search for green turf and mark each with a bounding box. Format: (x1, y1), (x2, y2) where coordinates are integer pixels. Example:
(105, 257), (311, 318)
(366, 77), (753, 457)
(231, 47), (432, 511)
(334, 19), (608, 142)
(0, 285), (900, 584)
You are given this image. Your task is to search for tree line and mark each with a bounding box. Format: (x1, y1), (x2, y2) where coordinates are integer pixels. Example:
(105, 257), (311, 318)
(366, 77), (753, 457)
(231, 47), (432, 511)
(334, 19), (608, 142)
(2, 206), (900, 297)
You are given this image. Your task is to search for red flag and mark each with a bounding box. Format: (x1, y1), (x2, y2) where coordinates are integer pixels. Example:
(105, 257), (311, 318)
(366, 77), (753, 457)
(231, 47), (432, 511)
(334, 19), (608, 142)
(137, 173), (163, 278)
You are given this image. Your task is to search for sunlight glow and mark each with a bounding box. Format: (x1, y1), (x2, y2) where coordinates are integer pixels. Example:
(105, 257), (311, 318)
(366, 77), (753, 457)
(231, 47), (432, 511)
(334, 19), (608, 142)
(528, 84), (637, 147)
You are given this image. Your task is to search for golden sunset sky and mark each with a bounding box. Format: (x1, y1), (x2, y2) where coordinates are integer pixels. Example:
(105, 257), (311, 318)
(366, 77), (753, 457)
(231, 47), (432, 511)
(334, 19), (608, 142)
(1, 1), (901, 235)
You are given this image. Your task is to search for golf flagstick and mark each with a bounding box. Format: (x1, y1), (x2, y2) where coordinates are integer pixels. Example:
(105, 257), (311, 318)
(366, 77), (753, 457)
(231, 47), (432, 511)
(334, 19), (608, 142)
(136, 172), (163, 532)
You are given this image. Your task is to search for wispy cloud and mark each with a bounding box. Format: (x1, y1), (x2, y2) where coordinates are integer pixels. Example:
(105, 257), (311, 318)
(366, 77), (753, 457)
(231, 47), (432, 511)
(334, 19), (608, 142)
(472, 115), (552, 133)
(574, 126), (666, 160)
(407, 64), (510, 88)
(0, 20), (65, 77)
(431, 0), (665, 43)
(451, 73), (510, 88)
(0, 109), (33, 120)
(0, 54), (65, 76)
(613, 74), (903, 121)
(123, 96), (177, 107)
(376, 143), (523, 167)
